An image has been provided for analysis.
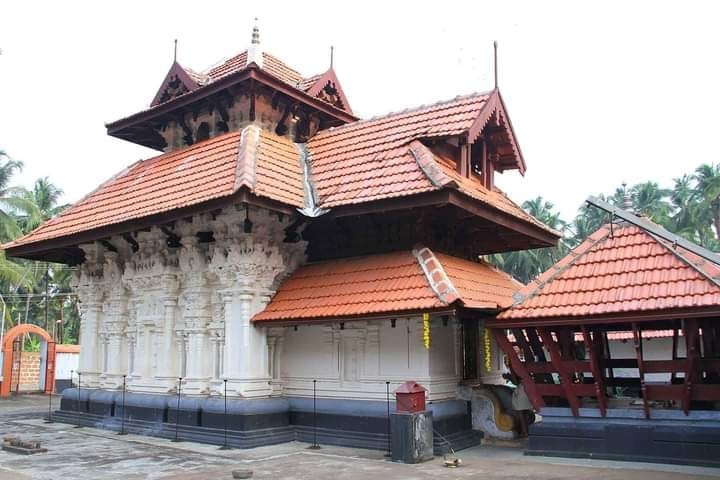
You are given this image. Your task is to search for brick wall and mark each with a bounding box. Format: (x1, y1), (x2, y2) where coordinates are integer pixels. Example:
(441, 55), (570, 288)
(9, 351), (42, 392)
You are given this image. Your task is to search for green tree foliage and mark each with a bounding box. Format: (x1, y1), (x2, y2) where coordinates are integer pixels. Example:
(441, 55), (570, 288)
(0, 149), (78, 344)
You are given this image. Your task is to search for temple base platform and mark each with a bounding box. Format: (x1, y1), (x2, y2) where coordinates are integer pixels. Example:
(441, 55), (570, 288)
(56, 389), (481, 454)
(527, 407), (720, 468)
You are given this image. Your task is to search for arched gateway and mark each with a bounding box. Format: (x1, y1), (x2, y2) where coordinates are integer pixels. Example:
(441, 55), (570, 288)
(0, 324), (56, 397)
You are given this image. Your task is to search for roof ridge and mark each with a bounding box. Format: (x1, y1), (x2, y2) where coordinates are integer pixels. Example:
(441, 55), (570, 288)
(320, 90), (493, 135)
(408, 141), (456, 189)
(233, 125), (260, 191)
(510, 225), (613, 307)
(413, 246), (460, 305)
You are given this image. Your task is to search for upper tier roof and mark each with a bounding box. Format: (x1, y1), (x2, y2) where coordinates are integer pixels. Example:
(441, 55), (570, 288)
(5, 91), (559, 260)
(147, 49), (352, 114)
(252, 247), (518, 323)
(494, 221), (720, 326)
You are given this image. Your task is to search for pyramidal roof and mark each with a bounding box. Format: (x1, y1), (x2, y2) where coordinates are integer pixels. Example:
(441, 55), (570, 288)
(497, 219), (720, 324)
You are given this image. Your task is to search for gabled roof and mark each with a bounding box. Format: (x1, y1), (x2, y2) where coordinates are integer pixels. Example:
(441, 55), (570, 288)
(7, 89), (559, 259)
(148, 50), (353, 113)
(3, 126), (304, 251)
(495, 221), (720, 325)
(252, 247), (517, 323)
(305, 90), (551, 234)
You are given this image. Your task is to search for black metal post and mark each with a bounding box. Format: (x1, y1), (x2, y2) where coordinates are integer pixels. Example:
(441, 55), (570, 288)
(172, 377), (182, 442)
(307, 379), (320, 449)
(385, 381), (391, 456)
(219, 379), (231, 450)
(118, 374), (127, 435)
(74, 371), (83, 428)
(44, 385), (53, 423)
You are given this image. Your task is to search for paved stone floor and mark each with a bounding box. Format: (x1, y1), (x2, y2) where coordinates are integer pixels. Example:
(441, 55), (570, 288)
(1, 394), (719, 480)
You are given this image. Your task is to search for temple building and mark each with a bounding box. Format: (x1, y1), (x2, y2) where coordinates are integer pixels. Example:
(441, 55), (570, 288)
(3, 26), (559, 450)
(488, 200), (720, 466)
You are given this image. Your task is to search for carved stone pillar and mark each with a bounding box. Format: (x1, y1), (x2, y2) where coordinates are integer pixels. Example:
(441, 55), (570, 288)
(154, 275), (180, 387)
(74, 243), (106, 388)
(178, 235), (212, 394)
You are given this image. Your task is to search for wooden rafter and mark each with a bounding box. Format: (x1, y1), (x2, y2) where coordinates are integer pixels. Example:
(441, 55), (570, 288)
(538, 328), (581, 416)
(493, 329), (545, 410)
(631, 322), (650, 419)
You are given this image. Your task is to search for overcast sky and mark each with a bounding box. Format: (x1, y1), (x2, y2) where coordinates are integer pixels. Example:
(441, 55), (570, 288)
(1, 1), (718, 220)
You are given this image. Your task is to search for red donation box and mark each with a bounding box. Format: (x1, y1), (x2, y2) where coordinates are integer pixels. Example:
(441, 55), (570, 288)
(394, 381), (427, 413)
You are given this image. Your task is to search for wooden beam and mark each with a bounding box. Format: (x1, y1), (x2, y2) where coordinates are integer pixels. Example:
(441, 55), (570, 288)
(538, 328), (581, 416)
(582, 326), (607, 417)
(631, 322), (650, 419)
(493, 329), (545, 410)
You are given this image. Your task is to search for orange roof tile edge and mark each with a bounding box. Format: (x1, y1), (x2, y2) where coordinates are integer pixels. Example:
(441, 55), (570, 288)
(252, 248), (518, 323)
(497, 222), (720, 322)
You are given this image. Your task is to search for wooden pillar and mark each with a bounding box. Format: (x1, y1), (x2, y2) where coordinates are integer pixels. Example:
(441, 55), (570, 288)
(538, 328), (581, 416)
(671, 326), (679, 383)
(683, 319), (700, 415)
(457, 136), (469, 177)
(582, 326), (607, 417)
(493, 329), (545, 410)
(631, 323), (649, 419)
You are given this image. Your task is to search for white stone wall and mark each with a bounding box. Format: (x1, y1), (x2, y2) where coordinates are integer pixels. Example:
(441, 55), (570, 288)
(278, 316), (462, 401)
(609, 337), (687, 382)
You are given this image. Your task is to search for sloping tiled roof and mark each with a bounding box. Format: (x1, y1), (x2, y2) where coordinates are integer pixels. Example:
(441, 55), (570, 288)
(4, 127), (304, 249)
(205, 51), (303, 86)
(307, 92), (490, 207)
(498, 222), (720, 322)
(252, 248), (517, 323)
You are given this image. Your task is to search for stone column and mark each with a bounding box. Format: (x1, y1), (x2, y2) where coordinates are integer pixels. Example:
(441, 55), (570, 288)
(77, 289), (103, 388)
(178, 235), (212, 394)
(154, 275), (180, 388)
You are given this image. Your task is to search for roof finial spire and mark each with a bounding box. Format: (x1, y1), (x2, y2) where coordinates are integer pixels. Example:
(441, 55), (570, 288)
(493, 40), (498, 90)
(248, 17), (263, 67)
(622, 182), (633, 211)
(251, 17), (260, 45)
(330, 45), (334, 69)
(173, 39), (178, 63)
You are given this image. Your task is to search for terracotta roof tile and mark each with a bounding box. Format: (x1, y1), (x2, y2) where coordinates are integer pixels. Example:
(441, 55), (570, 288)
(205, 51), (303, 87)
(499, 223), (720, 321)
(253, 248), (517, 323)
(307, 92), (492, 207)
(5, 128), (303, 249)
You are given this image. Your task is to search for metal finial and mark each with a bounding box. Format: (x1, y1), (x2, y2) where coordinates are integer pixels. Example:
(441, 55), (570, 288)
(621, 182), (633, 211)
(251, 18), (260, 45)
(330, 45), (334, 69)
(173, 39), (178, 62)
(493, 40), (498, 90)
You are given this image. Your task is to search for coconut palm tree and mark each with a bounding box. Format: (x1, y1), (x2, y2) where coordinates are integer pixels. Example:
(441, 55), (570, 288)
(631, 181), (672, 223)
(694, 163), (720, 241)
(0, 153), (36, 242)
(491, 197), (568, 283)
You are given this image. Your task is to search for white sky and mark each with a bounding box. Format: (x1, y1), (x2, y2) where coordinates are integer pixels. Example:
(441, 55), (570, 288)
(1, 1), (718, 220)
